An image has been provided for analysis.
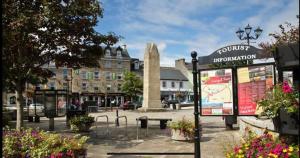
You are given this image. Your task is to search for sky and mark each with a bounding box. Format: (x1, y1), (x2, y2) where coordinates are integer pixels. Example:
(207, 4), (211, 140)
(95, 0), (299, 67)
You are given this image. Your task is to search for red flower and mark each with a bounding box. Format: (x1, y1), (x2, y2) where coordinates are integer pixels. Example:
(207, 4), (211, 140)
(282, 81), (293, 93)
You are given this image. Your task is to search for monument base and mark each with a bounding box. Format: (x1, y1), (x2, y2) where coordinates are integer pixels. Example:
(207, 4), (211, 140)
(138, 107), (167, 112)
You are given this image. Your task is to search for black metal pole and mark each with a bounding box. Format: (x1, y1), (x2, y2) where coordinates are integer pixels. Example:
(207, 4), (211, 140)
(191, 51), (201, 158)
(246, 33), (250, 45)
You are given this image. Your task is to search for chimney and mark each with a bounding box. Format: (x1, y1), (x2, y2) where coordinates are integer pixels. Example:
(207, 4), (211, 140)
(175, 58), (185, 68)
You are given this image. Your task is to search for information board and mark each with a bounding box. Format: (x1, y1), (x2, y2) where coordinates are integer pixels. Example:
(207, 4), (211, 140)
(200, 69), (234, 115)
(237, 65), (274, 115)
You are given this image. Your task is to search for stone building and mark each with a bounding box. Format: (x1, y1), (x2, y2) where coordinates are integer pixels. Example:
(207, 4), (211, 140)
(2, 46), (131, 109)
(73, 46), (131, 107)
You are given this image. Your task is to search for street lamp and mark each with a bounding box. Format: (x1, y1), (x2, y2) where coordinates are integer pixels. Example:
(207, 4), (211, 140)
(65, 78), (71, 109)
(236, 24), (263, 45)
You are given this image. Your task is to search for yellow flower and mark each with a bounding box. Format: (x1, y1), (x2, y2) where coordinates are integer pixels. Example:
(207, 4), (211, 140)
(283, 149), (287, 153)
(244, 143), (249, 147)
(288, 153), (292, 156)
(238, 155), (244, 158)
(258, 156), (263, 158)
(288, 146), (294, 152)
(238, 149), (243, 154)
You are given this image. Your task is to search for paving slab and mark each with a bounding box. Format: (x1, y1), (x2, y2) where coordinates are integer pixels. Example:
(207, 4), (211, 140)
(20, 108), (241, 158)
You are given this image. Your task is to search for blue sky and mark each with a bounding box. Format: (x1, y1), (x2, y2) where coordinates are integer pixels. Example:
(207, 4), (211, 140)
(95, 0), (299, 67)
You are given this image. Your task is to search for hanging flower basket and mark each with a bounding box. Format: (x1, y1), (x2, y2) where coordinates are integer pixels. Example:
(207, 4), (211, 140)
(257, 81), (299, 133)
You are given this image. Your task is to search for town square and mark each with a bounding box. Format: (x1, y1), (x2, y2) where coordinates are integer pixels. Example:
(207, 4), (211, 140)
(2, 0), (299, 157)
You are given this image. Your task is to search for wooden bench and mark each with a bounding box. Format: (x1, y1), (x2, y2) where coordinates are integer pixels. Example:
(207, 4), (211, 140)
(136, 116), (172, 129)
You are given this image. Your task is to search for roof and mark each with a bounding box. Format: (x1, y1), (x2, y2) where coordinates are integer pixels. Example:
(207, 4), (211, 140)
(160, 67), (188, 81)
(185, 62), (209, 70)
(104, 46), (130, 58)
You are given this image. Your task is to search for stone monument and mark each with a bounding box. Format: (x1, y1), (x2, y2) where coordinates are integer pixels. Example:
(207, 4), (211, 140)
(140, 43), (163, 112)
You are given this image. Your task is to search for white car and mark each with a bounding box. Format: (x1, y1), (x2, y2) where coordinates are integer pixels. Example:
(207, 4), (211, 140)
(28, 103), (45, 116)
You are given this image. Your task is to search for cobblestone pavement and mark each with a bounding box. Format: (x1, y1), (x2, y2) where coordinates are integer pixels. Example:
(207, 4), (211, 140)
(24, 107), (241, 158)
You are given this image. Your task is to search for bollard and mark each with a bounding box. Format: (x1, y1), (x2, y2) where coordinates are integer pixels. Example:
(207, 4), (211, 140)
(116, 109), (119, 126)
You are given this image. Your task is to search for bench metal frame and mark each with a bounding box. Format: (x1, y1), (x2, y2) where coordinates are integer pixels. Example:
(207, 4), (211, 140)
(95, 115), (109, 136)
(136, 116), (149, 141)
(115, 115), (127, 136)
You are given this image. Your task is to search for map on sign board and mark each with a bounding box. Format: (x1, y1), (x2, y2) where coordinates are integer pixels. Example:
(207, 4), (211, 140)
(200, 69), (233, 115)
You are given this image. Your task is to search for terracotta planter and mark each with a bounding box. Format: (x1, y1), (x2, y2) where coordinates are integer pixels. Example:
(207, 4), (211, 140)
(171, 129), (193, 141)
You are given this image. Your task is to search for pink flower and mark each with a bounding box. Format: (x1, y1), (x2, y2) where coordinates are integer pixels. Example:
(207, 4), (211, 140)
(282, 81), (293, 93)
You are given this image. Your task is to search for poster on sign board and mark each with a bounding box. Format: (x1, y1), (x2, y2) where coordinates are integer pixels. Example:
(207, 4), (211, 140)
(200, 69), (234, 116)
(237, 65), (274, 115)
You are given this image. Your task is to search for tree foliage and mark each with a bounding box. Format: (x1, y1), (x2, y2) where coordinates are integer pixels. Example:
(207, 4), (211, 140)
(121, 71), (143, 101)
(2, 0), (120, 129)
(259, 15), (299, 56)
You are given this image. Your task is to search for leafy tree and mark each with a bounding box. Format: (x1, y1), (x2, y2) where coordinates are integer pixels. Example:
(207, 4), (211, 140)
(121, 71), (143, 102)
(259, 15), (299, 56)
(2, 0), (120, 130)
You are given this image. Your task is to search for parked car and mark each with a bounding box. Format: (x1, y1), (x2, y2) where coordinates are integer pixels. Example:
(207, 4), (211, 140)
(166, 100), (179, 106)
(3, 105), (28, 120)
(120, 101), (142, 110)
(28, 103), (45, 116)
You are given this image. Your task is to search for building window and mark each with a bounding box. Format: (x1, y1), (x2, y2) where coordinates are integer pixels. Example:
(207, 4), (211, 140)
(105, 49), (111, 57)
(51, 73), (56, 79)
(94, 87), (99, 91)
(49, 82), (56, 89)
(105, 72), (111, 80)
(117, 84), (122, 91)
(117, 50), (122, 58)
(162, 81), (166, 88)
(106, 84), (111, 91)
(179, 81), (183, 88)
(104, 61), (111, 68)
(134, 62), (139, 70)
(117, 73), (122, 80)
(36, 84), (41, 90)
(94, 71), (99, 79)
(9, 96), (16, 104)
(82, 83), (87, 91)
(63, 69), (68, 79)
(117, 61), (122, 68)
(63, 82), (68, 90)
(81, 71), (87, 79)
(171, 82), (175, 88)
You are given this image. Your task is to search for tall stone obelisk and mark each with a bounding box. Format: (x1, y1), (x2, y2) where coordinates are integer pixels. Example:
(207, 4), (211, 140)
(140, 43), (163, 111)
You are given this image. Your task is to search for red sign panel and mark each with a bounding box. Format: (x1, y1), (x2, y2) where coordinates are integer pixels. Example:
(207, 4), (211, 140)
(237, 65), (274, 115)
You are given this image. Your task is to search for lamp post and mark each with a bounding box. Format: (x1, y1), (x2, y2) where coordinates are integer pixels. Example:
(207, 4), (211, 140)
(191, 51), (201, 158)
(236, 24), (263, 45)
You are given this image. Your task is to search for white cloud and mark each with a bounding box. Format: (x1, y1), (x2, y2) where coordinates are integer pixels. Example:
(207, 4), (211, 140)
(106, 0), (299, 66)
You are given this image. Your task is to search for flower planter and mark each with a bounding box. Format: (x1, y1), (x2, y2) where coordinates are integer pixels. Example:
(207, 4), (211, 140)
(74, 149), (87, 158)
(71, 124), (92, 132)
(171, 129), (193, 141)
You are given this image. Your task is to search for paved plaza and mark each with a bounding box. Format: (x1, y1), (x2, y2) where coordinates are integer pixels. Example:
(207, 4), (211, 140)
(23, 107), (241, 158)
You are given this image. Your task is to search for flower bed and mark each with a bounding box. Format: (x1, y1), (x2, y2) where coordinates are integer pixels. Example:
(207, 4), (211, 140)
(225, 128), (299, 158)
(2, 128), (89, 158)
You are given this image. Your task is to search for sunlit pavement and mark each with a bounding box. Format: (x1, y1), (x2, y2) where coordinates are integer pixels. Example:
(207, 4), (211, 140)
(23, 107), (241, 158)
